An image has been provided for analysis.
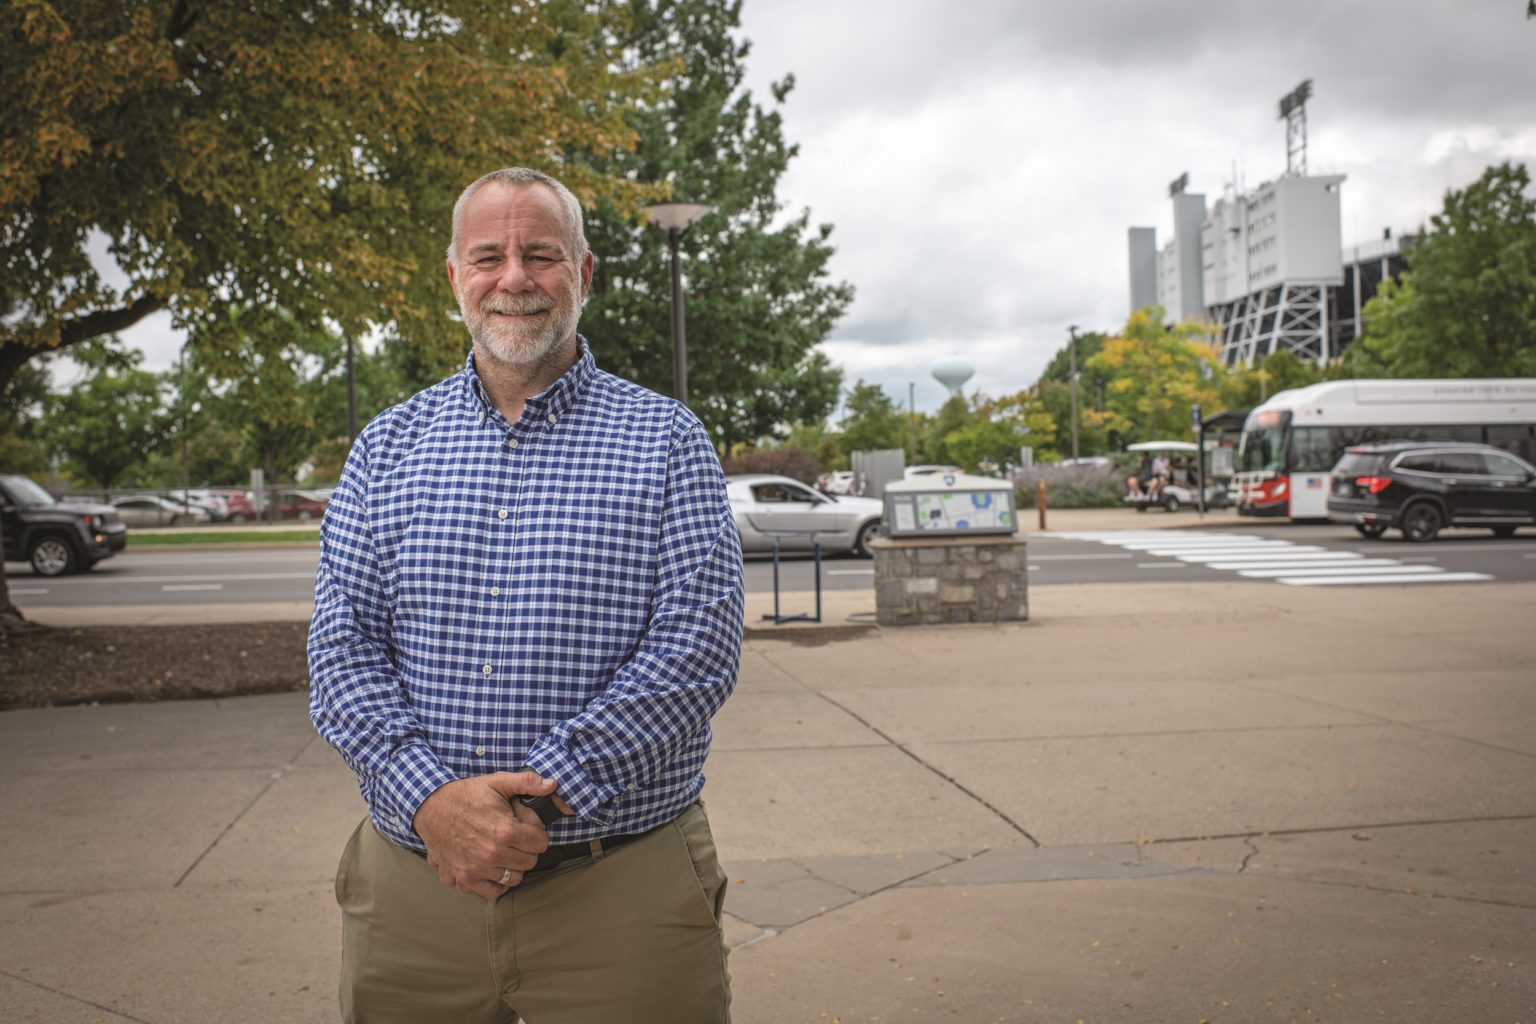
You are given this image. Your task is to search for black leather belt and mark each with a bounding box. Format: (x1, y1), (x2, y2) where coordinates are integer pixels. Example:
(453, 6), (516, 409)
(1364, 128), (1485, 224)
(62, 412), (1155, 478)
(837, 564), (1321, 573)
(531, 826), (655, 872)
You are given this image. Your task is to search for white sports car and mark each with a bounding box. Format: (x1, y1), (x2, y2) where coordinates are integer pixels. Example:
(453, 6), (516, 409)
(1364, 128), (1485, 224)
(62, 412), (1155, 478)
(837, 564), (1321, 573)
(727, 474), (885, 557)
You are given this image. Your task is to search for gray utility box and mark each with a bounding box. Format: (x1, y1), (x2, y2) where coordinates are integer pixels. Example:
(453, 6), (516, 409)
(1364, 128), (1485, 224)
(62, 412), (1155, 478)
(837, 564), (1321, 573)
(882, 472), (1018, 538)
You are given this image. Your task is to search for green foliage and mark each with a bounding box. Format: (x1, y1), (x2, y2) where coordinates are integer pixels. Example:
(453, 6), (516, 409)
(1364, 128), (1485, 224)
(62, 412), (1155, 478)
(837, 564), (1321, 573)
(1087, 307), (1225, 445)
(838, 381), (910, 456)
(1221, 349), (1345, 409)
(576, 0), (851, 449)
(192, 307), (332, 484)
(0, 357), (51, 474)
(1347, 162), (1536, 378)
(1, 0), (664, 394)
(781, 421), (843, 472)
(41, 341), (169, 489)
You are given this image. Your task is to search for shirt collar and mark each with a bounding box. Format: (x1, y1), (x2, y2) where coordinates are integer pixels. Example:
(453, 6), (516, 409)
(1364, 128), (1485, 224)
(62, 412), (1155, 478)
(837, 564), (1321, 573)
(462, 337), (595, 424)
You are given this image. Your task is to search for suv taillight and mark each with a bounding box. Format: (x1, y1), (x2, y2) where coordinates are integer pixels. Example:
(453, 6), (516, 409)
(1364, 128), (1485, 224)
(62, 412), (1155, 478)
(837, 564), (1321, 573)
(1355, 476), (1392, 495)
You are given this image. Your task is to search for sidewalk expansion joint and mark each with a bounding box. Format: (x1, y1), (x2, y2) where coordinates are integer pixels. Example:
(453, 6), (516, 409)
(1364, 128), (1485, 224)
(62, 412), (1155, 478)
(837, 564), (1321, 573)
(1257, 873), (1536, 912)
(810, 690), (1042, 848)
(0, 968), (153, 1023)
(170, 736), (317, 890)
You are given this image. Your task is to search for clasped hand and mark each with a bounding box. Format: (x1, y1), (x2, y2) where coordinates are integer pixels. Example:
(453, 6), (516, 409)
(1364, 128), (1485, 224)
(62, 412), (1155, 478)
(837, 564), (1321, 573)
(413, 771), (574, 899)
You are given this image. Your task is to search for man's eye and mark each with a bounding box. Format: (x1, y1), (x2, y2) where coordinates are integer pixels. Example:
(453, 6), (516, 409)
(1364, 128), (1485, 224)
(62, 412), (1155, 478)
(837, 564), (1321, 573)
(527, 255), (555, 266)
(476, 257), (500, 267)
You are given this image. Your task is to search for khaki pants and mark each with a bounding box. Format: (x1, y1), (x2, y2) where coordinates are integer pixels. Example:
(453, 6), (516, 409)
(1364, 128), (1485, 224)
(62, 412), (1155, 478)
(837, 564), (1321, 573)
(336, 802), (731, 1024)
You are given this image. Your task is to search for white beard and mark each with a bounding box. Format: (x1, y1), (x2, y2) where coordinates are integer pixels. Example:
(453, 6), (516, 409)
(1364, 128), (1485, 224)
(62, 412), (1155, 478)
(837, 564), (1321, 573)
(460, 290), (581, 368)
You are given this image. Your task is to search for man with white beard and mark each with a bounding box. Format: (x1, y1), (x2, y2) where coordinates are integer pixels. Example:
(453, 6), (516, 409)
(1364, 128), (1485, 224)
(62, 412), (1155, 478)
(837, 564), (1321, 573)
(309, 167), (745, 1024)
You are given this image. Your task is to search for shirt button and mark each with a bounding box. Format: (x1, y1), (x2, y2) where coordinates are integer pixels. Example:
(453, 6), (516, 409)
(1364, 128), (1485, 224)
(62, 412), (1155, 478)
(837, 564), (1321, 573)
(474, 745), (487, 757)
(482, 663), (493, 675)
(547, 414), (558, 425)
(490, 586), (501, 596)
(506, 437), (519, 450)
(497, 509), (508, 520)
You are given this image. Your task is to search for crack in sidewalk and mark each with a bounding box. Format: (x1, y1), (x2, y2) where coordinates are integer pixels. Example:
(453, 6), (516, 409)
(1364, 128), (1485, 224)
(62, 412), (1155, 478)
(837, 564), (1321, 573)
(0, 968), (153, 1023)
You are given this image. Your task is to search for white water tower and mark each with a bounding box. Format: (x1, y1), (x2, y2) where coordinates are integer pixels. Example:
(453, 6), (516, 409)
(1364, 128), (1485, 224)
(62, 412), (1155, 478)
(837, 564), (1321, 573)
(931, 354), (975, 397)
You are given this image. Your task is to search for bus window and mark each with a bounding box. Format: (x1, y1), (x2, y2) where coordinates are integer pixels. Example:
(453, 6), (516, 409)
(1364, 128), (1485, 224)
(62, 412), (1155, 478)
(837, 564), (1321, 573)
(1289, 427), (1338, 472)
(1487, 424), (1536, 464)
(1237, 422), (1287, 472)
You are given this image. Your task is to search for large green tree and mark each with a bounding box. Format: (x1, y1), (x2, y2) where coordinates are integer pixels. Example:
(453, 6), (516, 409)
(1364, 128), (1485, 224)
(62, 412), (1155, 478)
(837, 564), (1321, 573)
(0, 1), (661, 396)
(1347, 162), (1536, 378)
(1, 1), (662, 627)
(577, 0), (852, 450)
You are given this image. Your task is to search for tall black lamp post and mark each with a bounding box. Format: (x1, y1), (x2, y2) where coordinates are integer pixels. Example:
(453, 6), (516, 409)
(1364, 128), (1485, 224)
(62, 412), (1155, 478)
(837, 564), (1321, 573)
(643, 202), (714, 405)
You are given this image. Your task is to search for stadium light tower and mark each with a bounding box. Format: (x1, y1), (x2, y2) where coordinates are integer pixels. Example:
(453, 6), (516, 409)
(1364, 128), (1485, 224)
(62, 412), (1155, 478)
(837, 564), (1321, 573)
(1279, 79), (1313, 176)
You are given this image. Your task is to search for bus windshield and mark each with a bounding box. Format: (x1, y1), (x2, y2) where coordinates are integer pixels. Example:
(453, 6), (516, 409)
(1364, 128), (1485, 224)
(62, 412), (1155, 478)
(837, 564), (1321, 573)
(1236, 411), (1289, 472)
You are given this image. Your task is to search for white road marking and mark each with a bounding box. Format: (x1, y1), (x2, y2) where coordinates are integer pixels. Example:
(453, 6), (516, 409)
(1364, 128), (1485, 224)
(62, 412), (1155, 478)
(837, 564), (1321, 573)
(9, 588), (48, 595)
(1278, 572), (1493, 586)
(1060, 528), (1495, 588)
(1026, 553), (1135, 561)
(161, 584), (225, 592)
(1238, 564), (1441, 578)
(1135, 562), (1187, 568)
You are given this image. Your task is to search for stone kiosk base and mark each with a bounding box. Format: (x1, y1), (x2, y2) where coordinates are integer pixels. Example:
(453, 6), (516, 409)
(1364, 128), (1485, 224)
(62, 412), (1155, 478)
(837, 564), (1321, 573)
(871, 533), (1028, 627)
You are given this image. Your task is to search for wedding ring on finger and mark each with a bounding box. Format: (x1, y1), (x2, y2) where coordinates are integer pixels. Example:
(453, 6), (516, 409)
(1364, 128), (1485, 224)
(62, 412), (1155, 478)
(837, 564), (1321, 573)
(498, 868), (513, 885)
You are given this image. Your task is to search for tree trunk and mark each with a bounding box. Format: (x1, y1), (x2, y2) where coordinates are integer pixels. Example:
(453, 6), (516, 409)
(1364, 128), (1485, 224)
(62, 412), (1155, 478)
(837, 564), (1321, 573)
(0, 517), (38, 645)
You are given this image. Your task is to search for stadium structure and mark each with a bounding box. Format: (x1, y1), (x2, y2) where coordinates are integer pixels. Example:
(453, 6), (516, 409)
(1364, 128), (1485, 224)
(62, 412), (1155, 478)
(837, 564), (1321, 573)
(1126, 81), (1413, 367)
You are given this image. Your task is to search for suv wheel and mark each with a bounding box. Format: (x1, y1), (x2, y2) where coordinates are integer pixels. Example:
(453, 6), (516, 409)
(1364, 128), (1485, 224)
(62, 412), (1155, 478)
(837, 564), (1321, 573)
(1400, 503), (1443, 543)
(1354, 523), (1388, 539)
(29, 535), (77, 577)
(1492, 526), (1518, 539)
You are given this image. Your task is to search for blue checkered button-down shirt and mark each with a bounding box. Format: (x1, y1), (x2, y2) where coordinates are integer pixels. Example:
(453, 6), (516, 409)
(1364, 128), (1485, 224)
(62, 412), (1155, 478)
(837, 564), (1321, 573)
(308, 344), (745, 851)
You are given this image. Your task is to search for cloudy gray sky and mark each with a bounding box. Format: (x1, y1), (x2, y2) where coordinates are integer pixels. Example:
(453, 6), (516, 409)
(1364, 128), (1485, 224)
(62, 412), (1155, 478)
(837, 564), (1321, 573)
(116, 0), (1534, 417)
(734, 0), (1536, 413)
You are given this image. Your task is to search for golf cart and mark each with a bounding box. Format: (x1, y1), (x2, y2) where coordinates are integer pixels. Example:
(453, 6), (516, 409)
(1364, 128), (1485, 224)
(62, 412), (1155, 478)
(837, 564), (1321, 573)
(1123, 440), (1228, 513)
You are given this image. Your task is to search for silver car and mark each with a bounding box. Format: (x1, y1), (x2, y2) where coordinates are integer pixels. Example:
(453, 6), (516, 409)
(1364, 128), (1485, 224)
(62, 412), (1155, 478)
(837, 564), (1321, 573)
(110, 495), (212, 527)
(727, 474), (884, 557)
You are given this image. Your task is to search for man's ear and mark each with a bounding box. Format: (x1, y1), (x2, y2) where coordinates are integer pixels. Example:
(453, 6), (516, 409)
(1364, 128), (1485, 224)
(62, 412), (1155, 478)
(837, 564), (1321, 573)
(446, 258), (459, 294)
(579, 250), (595, 300)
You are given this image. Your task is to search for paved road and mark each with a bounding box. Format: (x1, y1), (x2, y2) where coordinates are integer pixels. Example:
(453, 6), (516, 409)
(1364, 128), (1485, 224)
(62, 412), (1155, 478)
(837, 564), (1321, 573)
(5, 524), (1535, 609)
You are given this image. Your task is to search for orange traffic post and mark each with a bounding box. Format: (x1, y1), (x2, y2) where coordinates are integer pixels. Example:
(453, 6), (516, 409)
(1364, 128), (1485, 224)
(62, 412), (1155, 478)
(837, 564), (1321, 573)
(1036, 478), (1047, 531)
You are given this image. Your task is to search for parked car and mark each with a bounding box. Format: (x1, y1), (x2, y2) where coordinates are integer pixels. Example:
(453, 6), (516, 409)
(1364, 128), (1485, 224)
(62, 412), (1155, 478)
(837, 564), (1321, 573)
(273, 489), (328, 520)
(903, 464), (962, 479)
(111, 495), (213, 528)
(0, 474), (127, 576)
(815, 470), (856, 495)
(209, 489), (259, 522)
(169, 489), (231, 522)
(727, 474), (884, 557)
(1327, 441), (1536, 542)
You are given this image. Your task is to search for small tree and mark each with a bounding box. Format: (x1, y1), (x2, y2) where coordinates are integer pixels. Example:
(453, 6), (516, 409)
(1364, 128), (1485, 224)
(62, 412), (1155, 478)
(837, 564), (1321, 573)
(42, 342), (169, 490)
(1089, 308), (1225, 443)
(839, 381), (909, 456)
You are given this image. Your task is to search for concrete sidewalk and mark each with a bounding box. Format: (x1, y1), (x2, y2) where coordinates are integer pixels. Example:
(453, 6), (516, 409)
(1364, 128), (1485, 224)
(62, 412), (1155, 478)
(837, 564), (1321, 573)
(3, 575), (1534, 1022)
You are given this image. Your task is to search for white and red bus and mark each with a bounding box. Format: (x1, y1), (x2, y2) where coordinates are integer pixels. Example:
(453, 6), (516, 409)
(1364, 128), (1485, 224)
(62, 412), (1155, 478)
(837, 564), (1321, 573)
(1232, 378), (1536, 519)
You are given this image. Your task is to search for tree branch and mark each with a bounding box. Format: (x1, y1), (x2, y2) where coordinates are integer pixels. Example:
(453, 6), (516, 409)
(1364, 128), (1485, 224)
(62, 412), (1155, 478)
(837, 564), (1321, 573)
(58, 294), (165, 348)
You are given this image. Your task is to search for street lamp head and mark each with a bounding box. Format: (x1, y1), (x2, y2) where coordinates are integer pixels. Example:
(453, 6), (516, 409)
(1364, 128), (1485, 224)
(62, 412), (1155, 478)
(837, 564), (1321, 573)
(643, 202), (715, 233)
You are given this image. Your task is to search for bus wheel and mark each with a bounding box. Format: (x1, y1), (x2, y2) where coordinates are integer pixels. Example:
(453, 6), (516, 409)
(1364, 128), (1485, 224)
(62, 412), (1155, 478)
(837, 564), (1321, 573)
(1354, 523), (1387, 539)
(1400, 503), (1443, 543)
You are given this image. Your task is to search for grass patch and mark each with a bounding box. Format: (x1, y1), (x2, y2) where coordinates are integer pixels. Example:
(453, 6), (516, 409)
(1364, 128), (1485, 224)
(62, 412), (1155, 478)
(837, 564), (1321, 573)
(127, 529), (320, 546)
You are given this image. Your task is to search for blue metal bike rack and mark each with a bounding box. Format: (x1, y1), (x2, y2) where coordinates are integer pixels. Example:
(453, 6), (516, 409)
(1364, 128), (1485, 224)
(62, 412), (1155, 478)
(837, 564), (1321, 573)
(761, 534), (823, 625)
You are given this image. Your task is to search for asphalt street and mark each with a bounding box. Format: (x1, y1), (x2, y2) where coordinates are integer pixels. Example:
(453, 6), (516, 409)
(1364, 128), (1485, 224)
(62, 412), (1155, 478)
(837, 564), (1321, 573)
(6, 524), (1536, 610)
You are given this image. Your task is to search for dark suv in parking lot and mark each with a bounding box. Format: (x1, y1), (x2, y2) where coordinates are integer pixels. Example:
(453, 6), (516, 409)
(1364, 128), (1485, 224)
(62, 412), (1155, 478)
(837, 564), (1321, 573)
(0, 474), (128, 575)
(1327, 441), (1536, 542)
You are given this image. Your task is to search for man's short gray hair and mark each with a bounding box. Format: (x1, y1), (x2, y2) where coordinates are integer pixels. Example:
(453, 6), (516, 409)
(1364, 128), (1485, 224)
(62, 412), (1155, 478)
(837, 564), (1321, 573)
(446, 167), (588, 265)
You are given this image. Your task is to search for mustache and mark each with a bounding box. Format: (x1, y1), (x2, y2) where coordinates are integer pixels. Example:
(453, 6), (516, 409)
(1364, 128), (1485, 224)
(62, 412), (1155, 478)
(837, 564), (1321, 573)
(481, 296), (552, 316)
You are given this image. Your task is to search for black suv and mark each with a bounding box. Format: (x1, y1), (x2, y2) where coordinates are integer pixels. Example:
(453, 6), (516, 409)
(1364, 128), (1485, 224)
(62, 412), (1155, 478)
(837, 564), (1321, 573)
(0, 474), (127, 576)
(1327, 441), (1536, 542)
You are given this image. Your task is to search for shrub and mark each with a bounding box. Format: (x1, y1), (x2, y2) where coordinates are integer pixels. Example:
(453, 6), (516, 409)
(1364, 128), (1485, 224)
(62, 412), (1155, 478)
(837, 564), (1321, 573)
(1012, 464), (1125, 509)
(720, 446), (821, 484)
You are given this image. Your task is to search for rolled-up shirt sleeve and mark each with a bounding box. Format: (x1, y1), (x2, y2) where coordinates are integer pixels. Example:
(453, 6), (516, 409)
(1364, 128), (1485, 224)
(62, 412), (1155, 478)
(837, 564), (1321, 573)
(308, 437), (457, 842)
(520, 412), (745, 824)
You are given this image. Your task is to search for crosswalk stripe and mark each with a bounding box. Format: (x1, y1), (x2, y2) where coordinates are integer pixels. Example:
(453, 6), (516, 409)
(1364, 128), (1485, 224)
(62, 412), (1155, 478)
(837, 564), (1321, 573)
(1058, 528), (1492, 587)
(1278, 572), (1494, 586)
